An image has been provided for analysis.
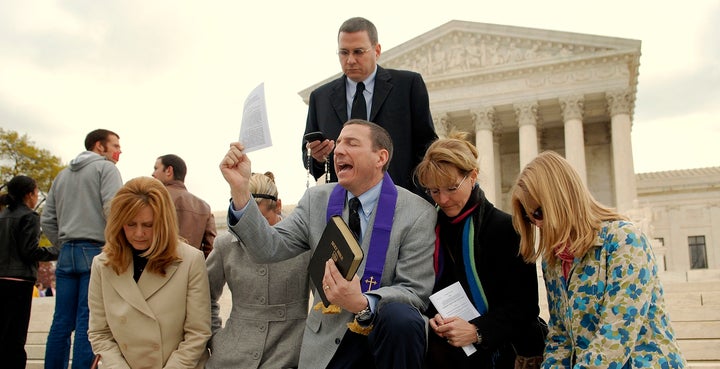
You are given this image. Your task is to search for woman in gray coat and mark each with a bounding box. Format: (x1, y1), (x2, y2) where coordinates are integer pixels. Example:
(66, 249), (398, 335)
(206, 172), (310, 369)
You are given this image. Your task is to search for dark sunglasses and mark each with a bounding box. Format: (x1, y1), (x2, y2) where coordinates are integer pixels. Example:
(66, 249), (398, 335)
(524, 206), (543, 222)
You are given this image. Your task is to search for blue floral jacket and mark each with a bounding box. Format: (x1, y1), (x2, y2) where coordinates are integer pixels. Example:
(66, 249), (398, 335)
(542, 221), (686, 368)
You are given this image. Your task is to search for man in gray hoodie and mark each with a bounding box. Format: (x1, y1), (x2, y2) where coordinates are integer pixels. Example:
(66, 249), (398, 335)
(41, 129), (123, 369)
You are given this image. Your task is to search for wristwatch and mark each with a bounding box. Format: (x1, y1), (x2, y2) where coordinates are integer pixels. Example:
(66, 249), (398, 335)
(475, 329), (483, 345)
(355, 304), (373, 324)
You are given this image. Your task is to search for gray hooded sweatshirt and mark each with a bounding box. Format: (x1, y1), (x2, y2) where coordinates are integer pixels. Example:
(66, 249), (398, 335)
(41, 151), (123, 247)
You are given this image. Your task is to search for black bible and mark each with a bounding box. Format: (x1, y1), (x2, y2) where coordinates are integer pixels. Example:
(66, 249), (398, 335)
(308, 215), (365, 307)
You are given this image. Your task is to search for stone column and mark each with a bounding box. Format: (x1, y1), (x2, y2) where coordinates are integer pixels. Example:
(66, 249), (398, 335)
(667, 206), (686, 273)
(710, 203), (720, 268)
(607, 89), (637, 213)
(560, 95), (587, 184)
(514, 101), (539, 169)
(492, 125), (503, 207)
(474, 107), (497, 203)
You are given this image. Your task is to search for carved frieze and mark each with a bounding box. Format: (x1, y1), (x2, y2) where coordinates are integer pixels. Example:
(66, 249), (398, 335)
(383, 30), (614, 78)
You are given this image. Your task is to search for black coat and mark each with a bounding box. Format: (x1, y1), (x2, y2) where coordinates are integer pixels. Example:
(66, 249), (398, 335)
(0, 204), (58, 280)
(302, 65), (437, 198)
(425, 187), (545, 369)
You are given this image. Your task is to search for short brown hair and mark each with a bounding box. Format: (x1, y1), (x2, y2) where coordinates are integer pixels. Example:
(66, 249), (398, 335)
(85, 129), (119, 151)
(343, 119), (393, 172)
(415, 132), (478, 190)
(338, 17), (378, 45)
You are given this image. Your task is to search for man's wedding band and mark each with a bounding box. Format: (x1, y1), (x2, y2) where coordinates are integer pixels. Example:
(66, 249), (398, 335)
(324, 285), (330, 290)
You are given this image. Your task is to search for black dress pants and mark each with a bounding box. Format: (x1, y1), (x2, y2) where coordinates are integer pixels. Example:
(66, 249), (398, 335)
(326, 301), (426, 369)
(0, 279), (34, 369)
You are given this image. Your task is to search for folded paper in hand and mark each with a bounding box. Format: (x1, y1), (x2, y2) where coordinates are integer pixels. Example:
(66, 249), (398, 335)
(429, 281), (481, 356)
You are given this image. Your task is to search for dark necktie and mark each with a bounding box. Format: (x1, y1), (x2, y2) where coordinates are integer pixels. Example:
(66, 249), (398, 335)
(350, 82), (367, 120)
(349, 197), (362, 240)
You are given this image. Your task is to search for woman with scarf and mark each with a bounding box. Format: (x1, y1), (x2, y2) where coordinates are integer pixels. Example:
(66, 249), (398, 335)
(511, 151), (686, 368)
(415, 134), (546, 369)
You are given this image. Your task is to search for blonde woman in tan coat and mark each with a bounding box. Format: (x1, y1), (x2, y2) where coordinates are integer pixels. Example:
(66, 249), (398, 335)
(88, 177), (211, 369)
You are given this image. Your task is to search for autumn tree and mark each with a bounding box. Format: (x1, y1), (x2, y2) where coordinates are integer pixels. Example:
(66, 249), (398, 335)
(0, 128), (65, 196)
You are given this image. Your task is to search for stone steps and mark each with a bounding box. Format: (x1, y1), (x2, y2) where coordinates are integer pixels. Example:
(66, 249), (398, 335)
(26, 278), (720, 367)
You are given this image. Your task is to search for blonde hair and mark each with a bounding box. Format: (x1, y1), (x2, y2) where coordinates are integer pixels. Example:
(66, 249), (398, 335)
(414, 131), (478, 190)
(250, 171), (279, 210)
(510, 151), (626, 263)
(103, 177), (180, 275)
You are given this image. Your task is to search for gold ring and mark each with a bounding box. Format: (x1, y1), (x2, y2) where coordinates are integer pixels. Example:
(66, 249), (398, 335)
(324, 285), (330, 290)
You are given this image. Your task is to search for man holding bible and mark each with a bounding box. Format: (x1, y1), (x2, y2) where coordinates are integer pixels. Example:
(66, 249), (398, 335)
(220, 119), (436, 368)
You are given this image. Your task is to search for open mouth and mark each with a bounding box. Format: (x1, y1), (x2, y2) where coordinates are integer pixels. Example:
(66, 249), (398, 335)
(337, 163), (353, 175)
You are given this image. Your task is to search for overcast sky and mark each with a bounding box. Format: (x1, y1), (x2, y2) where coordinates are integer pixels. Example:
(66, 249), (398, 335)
(1, 0), (718, 210)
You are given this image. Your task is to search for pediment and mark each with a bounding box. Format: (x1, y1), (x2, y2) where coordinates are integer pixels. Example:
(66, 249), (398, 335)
(380, 20), (640, 82)
(299, 20), (640, 102)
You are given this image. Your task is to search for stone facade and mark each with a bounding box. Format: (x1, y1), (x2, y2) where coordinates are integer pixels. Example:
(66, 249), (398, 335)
(636, 167), (720, 274)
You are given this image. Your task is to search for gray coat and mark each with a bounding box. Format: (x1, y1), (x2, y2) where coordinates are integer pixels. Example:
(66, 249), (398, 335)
(205, 232), (310, 369)
(229, 182), (436, 369)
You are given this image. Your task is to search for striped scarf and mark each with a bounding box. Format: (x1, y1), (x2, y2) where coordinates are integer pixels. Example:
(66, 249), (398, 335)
(433, 185), (489, 315)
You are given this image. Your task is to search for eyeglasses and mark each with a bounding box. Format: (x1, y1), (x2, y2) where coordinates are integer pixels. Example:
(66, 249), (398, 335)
(337, 48), (372, 58)
(523, 206), (543, 222)
(425, 175), (469, 197)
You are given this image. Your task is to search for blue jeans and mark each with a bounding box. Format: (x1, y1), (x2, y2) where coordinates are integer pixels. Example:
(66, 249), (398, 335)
(44, 240), (102, 369)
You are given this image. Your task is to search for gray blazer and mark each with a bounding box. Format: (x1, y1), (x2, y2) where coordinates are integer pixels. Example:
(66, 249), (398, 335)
(229, 181), (436, 369)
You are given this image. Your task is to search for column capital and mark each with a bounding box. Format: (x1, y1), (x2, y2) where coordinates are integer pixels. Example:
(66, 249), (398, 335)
(432, 112), (451, 137)
(472, 106), (496, 132)
(514, 101), (539, 127)
(606, 88), (635, 116)
(559, 94), (585, 121)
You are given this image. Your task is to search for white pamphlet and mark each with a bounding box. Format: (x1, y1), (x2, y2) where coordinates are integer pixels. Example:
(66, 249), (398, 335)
(428, 281), (481, 356)
(239, 82), (272, 153)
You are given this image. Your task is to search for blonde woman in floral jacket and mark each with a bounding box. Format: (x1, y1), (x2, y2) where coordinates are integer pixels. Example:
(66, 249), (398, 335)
(511, 151), (686, 369)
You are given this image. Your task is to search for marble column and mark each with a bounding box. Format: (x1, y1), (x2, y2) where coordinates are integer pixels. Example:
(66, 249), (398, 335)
(514, 101), (539, 169)
(560, 95), (587, 184)
(473, 107), (498, 203)
(492, 126), (503, 207)
(607, 89), (637, 213)
(710, 204), (720, 268)
(667, 206), (685, 272)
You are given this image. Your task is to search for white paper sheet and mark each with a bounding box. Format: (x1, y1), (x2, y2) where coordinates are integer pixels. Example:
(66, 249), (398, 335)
(239, 82), (272, 153)
(429, 281), (481, 356)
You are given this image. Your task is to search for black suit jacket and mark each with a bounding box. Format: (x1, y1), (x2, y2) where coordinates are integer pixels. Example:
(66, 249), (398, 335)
(302, 65), (437, 197)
